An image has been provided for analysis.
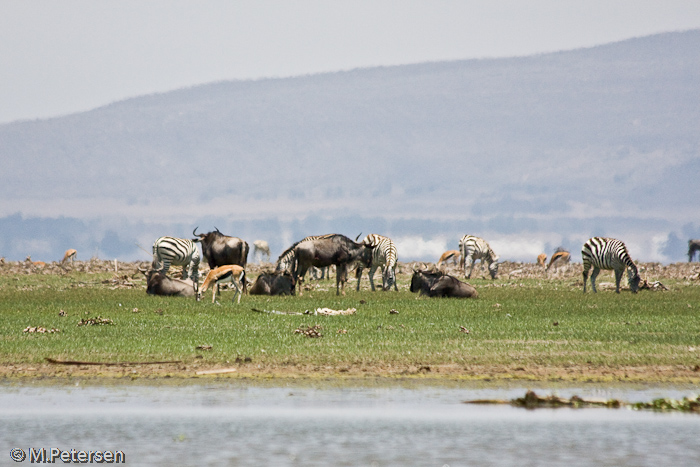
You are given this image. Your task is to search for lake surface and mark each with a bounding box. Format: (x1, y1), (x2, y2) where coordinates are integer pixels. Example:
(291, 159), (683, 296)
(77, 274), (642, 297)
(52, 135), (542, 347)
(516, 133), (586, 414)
(1, 380), (698, 466)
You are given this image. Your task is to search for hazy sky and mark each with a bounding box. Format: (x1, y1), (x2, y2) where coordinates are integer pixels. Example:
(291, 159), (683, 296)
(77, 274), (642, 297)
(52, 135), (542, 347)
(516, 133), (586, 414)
(2, 0), (699, 124)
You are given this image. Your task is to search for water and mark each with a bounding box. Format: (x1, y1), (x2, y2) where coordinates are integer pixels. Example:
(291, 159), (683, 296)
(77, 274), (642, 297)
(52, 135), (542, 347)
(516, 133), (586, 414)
(1, 380), (698, 466)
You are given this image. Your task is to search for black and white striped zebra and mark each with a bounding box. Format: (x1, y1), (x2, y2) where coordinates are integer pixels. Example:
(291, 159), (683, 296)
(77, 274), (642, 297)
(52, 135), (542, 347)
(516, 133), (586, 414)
(459, 235), (500, 279)
(581, 237), (640, 293)
(355, 234), (398, 291)
(151, 236), (201, 285)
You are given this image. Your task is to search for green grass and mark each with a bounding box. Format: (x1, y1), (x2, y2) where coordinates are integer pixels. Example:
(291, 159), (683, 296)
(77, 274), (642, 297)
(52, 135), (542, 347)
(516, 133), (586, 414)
(1, 270), (699, 372)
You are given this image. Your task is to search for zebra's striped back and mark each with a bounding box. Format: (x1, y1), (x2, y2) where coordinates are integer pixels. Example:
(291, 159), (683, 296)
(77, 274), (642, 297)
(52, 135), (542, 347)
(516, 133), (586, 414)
(152, 236), (201, 281)
(359, 234), (398, 290)
(581, 237), (640, 293)
(459, 235), (499, 279)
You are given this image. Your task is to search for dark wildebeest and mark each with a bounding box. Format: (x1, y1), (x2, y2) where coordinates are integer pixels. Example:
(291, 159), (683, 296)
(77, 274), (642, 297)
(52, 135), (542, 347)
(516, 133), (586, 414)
(192, 227), (249, 269)
(249, 271), (296, 296)
(292, 234), (371, 296)
(689, 240), (700, 262)
(140, 268), (196, 297)
(409, 269), (478, 298)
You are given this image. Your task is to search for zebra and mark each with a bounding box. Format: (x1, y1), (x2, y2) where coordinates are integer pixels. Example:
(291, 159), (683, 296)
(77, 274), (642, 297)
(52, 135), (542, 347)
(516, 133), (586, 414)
(459, 235), (500, 279)
(355, 234), (398, 291)
(151, 236), (201, 287)
(581, 237), (640, 294)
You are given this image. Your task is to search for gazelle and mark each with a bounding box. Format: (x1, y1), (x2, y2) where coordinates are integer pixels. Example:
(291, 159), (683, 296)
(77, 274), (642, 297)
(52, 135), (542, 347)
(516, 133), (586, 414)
(197, 265), (246, 303)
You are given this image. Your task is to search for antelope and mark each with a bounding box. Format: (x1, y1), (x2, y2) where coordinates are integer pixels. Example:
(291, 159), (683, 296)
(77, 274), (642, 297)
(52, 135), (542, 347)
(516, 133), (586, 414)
(537, 253), (547, 268)
(61, 249), (77, 264)
(25, 256), (45, 268)
(437, 250), (461, 269)
(197, 265), (246, 303)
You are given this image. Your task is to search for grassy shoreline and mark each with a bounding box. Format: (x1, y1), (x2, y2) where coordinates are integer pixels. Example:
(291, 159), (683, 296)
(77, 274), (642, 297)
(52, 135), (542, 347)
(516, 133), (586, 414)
(2, 260), (699, 383)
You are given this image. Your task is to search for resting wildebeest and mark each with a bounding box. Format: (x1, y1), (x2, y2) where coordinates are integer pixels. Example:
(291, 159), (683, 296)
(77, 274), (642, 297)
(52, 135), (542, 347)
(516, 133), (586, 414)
(192, 227), (249, 269)
(292, 234), (371, 296)
(410, 269), (478, 298)
(249, 271), (296, 296)
(140, 268), (196, 297)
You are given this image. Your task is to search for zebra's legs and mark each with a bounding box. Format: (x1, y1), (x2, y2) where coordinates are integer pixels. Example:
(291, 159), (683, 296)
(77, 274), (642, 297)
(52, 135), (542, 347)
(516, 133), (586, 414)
(368, 265), (379, 291)
(590, 267), (601, 293)
(465, 256), (475, 279)
(614, 268), (624, 294)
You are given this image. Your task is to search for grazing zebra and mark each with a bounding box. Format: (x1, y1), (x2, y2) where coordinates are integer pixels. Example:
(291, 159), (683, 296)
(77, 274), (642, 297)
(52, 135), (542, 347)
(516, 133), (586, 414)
(581, 237), (640, 294)
(151, 236), (201, 286)
(459, 235), (500, 279)
(355, 234), (398, 291)
(688, 240), (700, 262)
(275, 234), (336, 276)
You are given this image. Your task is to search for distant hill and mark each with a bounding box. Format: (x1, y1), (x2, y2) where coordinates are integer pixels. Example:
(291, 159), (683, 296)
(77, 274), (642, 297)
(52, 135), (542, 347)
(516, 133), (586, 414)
(1, 30), (699, 262)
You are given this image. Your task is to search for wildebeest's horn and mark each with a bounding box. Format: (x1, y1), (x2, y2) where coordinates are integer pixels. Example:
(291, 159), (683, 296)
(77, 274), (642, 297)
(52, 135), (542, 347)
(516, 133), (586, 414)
(215, 226), (221, 233)
(193, 226), (199, 237)
(355, 232), (362, 241)
(137, 265), (148, 274)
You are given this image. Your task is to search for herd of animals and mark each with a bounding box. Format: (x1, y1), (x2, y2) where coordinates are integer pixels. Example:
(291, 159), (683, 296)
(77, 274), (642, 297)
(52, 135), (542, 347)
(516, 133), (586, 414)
(11, 233), (700, 302)
(132, 229), (700, 302)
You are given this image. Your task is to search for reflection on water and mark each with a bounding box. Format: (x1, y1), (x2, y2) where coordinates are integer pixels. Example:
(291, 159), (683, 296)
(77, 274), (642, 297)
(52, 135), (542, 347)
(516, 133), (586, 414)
(1, 380), (699, 466)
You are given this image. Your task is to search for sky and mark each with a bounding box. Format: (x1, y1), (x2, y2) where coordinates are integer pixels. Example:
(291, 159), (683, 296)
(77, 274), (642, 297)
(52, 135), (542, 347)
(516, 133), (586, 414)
(2, 0), (700, 124)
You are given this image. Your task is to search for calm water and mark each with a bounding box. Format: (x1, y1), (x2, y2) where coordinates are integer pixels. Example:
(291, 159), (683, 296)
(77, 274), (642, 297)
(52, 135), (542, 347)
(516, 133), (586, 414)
(1, 380), (699, 466)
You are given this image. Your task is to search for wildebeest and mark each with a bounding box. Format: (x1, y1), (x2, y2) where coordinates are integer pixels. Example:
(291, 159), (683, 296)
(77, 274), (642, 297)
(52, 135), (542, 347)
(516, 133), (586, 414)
(192, 227), (249, 269)
(292, 234), (371, 296)
(410, 269), (478, 298)
(140, 268), (196, 297)
(689, 239), (700, 262)
(197, 265), (246, 303)
(249, 270), (296, 295)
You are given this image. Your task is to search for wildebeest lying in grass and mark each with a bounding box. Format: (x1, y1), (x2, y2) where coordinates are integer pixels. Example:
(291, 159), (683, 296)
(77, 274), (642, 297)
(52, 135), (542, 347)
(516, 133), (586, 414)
(249, 271), (295, 296)
(410, 269), (478, 298)
(140, 268), (196, 297)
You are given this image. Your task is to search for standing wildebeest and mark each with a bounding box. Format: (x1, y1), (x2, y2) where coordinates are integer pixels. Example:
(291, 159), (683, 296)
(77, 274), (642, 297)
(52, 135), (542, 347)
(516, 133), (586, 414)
(689, 240), (700, 262)
(292, 234), (371, 296)
(192, 227), (249, 269)
(410, 269), (478, 298)
(249, 271), (296, 296)
(139, 268), (196, 297)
